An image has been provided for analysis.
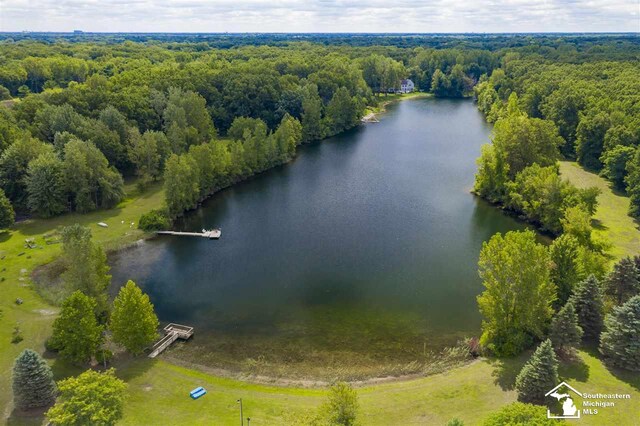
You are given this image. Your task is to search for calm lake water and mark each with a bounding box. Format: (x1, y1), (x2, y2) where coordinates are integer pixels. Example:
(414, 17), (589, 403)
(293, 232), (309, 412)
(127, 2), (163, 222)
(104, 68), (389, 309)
(111, 98), (528, 373)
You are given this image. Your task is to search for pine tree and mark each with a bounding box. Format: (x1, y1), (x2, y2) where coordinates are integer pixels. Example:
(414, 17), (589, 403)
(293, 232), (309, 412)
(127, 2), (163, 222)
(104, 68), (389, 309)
(604, 257), (640, 305)
(549, 301), (583, 353)
(599, 295), (640, 371)
(570, 275), (604, 342)
(50, 291), (103, 364)
(110, 280), (159, 355)
(12, 349), (57, 410)
(515, 339), (559, 404)
(0, 188), (14, 229)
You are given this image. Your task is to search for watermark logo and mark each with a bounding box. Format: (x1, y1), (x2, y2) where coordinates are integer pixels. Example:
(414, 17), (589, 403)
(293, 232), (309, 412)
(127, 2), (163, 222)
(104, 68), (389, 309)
(546, 382), (582, 419)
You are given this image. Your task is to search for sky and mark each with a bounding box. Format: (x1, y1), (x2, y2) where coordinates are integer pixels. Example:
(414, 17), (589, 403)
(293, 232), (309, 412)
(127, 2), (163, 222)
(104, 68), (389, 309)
(1, 0), (639, 33)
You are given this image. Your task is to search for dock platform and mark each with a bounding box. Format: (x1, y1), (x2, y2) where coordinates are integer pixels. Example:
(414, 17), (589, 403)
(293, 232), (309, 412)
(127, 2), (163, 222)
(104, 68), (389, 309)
(157, 229), (221, 239)
(148, 323), (194, 358)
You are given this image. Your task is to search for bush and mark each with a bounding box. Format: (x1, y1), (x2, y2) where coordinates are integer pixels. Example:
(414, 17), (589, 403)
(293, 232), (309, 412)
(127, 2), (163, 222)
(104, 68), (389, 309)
(96, 349), (114, 365)
(11, 325), (23, 344)
(482, 402), (557, 426)
(138, 209), (170, 232)
(46, 369), (127, 426)
(318, 382), (359, 426)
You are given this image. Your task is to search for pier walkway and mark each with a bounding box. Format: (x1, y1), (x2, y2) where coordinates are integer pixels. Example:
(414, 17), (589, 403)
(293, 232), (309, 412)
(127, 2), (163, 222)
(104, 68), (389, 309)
(148, 323), (194, 358)
(157, 229), (221, 239)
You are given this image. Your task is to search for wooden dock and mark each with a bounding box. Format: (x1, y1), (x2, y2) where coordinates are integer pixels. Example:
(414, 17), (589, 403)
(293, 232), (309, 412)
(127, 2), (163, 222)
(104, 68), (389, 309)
(361, 113), (380, 123)
(157, 229), (221, 239)
(148, 323), (194, 358)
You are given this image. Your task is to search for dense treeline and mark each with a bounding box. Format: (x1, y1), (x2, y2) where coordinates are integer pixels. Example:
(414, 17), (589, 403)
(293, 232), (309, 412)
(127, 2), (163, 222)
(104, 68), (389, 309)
(2, 33), (639, 52)
(0, 37), (507, 223)
(0, 36), (638, 224)
(471, 39), (640, 387)
(475, 51), (640, 218)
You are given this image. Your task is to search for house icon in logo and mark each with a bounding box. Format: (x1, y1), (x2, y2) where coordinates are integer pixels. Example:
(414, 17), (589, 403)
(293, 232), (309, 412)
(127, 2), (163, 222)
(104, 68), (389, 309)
(545, 382), (582, 419)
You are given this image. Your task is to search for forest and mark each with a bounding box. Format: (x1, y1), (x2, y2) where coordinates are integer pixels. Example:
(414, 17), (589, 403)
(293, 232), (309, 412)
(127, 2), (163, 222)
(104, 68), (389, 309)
(1, 34), (637, 229)
(1, 33), (640, 425)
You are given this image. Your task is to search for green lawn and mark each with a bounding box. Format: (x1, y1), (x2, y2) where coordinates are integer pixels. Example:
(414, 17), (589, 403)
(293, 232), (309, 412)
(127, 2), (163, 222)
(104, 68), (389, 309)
(559, 161), (640, 259)
(0, 181), (164, 421)
(117, 349), (638, 425)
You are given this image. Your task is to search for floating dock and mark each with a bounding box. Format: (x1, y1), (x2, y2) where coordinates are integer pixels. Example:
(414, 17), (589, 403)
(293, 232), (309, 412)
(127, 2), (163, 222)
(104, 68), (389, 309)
(157, 229), (221, 239)
(148, 323), (194, 358)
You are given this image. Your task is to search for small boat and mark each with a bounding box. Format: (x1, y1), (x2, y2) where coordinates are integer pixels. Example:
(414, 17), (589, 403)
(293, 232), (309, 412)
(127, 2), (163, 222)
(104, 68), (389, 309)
(97, 222), (108, 228)
(190, 386), (207, 399)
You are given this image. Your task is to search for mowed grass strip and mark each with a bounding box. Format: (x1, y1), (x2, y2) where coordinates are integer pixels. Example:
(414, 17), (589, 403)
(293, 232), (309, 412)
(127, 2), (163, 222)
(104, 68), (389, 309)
(119, 350), (639, 426)
(559, 161), (640, 259)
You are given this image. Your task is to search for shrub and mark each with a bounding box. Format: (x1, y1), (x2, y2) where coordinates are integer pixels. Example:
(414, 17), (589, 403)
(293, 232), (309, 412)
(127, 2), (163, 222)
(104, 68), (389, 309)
(138, 209), (170, 232)
(46, 369), (127, 426)
(318, 382), (359, 426)
(482, 402), (557, 426)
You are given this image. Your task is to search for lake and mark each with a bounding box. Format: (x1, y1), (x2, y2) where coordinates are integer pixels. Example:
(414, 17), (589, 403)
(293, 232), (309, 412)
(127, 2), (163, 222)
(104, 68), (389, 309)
(110, 98), (528, 378)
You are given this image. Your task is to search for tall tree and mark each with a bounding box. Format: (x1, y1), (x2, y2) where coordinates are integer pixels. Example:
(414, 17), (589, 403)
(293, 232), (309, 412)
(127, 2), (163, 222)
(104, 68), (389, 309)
(325, 87), (357, 136)
(626, 147), (640, 219)
(62, 139), (124, 212)
(110, 280), (159, 355)
(549, 234), (581, 307)
(61, 224), (111, 321)
(46, 369), (127, 426)
(515, 339), (559, 404)
(599, 295), (640, 371)
(163, 153), (200, 218)
(601, 145), (635, 190)
(26, 152), (67, 217)
(492, 105), (562, 179)
(301, 84), (325, 143)
(570, 275), (604, 342)
(49, 291), (104, 364)
(0, 136), (53, 210)
(12, 349), (57, 410)
(0, 187), (14, 229)
(604, 257), (640, 305)
(477, 230), (556, 356)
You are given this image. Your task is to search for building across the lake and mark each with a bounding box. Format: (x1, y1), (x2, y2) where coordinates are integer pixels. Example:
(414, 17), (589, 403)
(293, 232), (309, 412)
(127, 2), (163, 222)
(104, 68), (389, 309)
(400, 79), (415, 93)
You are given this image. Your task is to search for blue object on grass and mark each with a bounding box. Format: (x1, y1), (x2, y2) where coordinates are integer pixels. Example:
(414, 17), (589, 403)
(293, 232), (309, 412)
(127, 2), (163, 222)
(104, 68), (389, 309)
(190, 387), (207, 399)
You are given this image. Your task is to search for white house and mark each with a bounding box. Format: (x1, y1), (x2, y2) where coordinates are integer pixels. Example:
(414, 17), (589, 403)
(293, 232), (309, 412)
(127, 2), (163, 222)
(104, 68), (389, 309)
(400, 79), (415, 93)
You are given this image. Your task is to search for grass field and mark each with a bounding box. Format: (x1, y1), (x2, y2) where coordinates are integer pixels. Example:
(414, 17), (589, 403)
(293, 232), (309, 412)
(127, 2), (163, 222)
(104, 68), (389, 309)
(100, 349), (640, 425)
(0, 181), (164, 421)
(2, 147), (640, 424)
(559, 161), (640, 259)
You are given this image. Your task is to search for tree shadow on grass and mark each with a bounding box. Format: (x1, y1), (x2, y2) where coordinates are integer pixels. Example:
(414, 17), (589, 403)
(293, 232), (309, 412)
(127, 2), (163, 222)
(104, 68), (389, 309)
(581, 344), (640, 392)
(6, 406), (48, 426)
(558, 351), (590, 383)
(111, 353), (158, 382)
(487, 351), (531, 391)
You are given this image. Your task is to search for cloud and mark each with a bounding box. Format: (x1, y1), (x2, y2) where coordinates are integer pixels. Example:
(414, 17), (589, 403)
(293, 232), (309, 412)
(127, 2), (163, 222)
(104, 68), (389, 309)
(0, 0), (638, 32)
